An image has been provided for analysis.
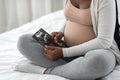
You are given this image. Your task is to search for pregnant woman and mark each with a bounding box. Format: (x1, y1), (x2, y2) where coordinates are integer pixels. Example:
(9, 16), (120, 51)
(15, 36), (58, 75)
(15, 0), (120, 80)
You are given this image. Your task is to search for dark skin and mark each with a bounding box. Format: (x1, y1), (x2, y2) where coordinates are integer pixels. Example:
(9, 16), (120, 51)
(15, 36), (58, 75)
(44, 32), (64, 61)
(44, 0), (92, 61)
(70, 0), (91, 9)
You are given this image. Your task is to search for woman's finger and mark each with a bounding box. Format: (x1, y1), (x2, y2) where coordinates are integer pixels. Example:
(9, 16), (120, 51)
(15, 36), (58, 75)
(46, 50), (53, 54)
(56, 33), (64, 39)
(57, 42), (63, 46)
(45, 45), (54, 50)
(54, 39), (63, 46)
(51, 32), (58, 37)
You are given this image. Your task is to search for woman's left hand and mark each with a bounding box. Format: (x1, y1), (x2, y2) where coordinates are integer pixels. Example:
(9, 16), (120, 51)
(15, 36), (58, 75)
(44, 45), (63, 61)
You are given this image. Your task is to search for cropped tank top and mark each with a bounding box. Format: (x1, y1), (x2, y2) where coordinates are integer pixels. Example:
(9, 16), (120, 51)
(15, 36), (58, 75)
(64, 0), (92, 26)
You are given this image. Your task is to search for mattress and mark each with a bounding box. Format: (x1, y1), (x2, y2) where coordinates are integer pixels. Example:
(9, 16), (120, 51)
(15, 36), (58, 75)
(0, 10), (120, 80)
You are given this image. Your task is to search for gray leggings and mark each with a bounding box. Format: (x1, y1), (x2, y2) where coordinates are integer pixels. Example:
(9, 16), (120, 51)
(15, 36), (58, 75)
(17, 34), (116, 80)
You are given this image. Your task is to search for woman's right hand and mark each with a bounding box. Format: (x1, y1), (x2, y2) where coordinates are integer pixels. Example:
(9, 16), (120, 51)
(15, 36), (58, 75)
(51, 32), (64, 46)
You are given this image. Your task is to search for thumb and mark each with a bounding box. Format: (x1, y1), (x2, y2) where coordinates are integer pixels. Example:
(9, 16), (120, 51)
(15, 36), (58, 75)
(45, 45), (55, 50)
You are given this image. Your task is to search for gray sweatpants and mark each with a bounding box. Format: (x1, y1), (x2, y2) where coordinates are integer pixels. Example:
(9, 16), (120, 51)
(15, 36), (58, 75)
(17, 34), (116, 80)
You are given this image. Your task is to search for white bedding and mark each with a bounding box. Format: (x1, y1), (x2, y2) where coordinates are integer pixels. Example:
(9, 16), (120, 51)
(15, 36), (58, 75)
(0, 10), (120, 80)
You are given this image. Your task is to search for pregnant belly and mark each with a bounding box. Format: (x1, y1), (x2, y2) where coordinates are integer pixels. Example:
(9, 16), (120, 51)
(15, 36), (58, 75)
(64, 21), (96, 47)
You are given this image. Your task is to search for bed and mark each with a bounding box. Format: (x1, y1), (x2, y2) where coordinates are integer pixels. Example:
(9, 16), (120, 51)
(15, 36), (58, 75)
(0, 10), (120, 80)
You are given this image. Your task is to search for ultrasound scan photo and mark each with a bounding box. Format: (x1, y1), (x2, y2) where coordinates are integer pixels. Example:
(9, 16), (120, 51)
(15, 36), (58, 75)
(32, 28), (53, 46)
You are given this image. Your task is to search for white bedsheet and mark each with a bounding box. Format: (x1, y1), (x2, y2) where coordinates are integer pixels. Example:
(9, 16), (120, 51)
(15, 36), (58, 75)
(0, 10), (120, 80)
(0, 10), (68, 80)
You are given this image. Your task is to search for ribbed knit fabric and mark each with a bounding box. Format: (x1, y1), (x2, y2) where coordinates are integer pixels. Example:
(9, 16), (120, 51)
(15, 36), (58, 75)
(64, 0), (92, 25)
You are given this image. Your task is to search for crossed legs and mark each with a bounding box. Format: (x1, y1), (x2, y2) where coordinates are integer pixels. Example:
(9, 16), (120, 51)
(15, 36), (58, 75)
(16, 34), (116, 80)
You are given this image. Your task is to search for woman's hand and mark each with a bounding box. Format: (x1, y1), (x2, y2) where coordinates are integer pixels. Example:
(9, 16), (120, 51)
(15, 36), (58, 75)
(51, 32), (64, 46)
(44, 45), (63, 61)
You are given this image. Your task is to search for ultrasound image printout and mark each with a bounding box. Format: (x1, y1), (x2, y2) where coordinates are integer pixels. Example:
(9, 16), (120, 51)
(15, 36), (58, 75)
(32, 28), (54, 46)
